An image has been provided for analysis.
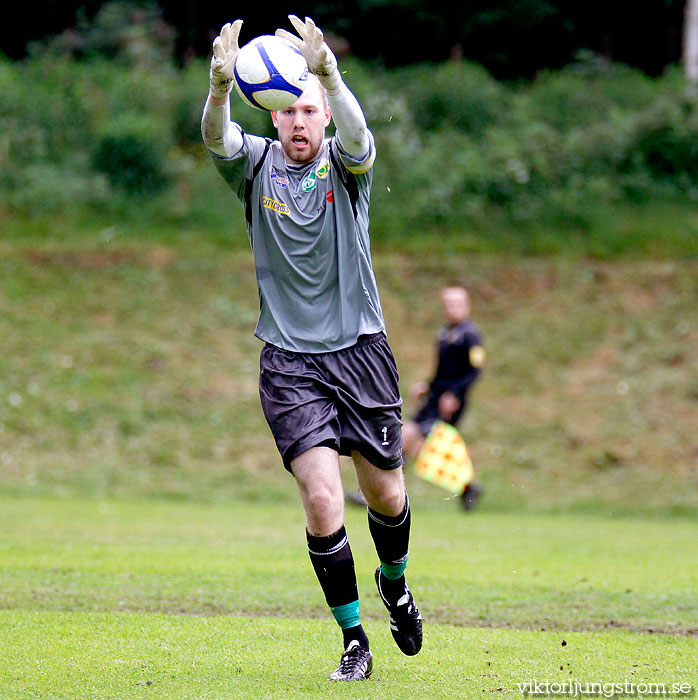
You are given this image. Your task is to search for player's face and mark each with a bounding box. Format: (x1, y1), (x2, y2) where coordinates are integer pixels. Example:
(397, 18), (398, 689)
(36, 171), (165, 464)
(271, 78), (331, 164)
(441, 288), (471, 325)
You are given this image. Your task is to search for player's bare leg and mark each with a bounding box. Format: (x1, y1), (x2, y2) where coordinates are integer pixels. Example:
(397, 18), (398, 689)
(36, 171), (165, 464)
(352, 452), (405, 517)
(292, 446), (344, 536)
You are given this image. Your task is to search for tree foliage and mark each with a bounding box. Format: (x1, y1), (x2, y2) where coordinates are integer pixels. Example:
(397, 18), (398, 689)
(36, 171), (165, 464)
(2, 1), (698, 256)
(1, 0), (688, 79)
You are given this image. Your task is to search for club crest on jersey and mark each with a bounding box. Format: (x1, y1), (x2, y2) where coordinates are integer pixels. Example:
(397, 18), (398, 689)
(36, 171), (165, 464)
(301, 159), (331, 193)
(301, 170), (317, 192)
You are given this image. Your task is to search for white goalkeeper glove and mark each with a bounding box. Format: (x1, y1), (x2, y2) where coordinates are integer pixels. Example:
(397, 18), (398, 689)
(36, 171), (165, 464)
(275, 15), (342, 94)
(209, 20), (243, 100)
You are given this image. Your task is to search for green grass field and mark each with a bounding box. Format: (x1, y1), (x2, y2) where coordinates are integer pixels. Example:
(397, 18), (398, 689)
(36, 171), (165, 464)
(1, 234), (697, 698)
(0, 496), (696, 699)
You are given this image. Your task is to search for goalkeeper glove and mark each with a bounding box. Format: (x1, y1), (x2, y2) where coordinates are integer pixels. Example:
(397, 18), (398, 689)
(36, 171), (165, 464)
(275, 15), (341, 94)
(209, 20), (242, 99)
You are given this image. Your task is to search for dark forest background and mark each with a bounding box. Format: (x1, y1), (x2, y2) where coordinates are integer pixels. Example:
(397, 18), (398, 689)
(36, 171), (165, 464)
(1, 1), (687, 79)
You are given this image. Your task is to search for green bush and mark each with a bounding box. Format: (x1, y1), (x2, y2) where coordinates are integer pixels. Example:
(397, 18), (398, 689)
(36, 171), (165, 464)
(0, 55), (91, 167)
(3, 8), (698, 255)
(392, 60), (510, 136)
(518, 60), (658, 132)
(92, 114), (169, 196)
(7, 160), (109, 214)
(621, 98), (698, 190)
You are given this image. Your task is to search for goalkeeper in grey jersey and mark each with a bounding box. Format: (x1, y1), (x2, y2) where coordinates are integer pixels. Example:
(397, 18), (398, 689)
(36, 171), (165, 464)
(201, 16), (422, 682)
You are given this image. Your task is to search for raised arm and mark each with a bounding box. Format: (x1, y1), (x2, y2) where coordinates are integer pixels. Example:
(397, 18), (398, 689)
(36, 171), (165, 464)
(201, 20), (244, 157)
(276, 16), (370, 159)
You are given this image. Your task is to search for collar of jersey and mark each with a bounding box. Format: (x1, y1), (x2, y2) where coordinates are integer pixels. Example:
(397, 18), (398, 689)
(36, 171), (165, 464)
(273, 139), (329, 173)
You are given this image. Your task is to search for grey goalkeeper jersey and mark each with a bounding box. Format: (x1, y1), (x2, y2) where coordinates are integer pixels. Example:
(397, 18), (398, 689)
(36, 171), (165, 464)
(210, 131), (385, 352)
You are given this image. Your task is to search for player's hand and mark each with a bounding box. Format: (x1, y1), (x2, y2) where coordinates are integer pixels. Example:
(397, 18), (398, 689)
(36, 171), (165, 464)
(409, 381), (430, 403)
(276, 15), (340, 91)
(209, 20), (243, 99)
(438, 391), (461, 420)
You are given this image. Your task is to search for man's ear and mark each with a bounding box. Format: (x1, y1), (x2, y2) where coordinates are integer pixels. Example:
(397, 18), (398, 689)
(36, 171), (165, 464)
(271, 110), (279, 128)
(324, 107), (332, 128)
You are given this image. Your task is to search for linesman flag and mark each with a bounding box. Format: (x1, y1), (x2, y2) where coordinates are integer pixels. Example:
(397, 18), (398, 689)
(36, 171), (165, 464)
(414, 421), (474, 494)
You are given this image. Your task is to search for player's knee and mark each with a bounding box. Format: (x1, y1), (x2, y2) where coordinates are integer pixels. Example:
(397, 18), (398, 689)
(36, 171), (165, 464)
(367, 477), (405, 517)
(301, 480), (343, 522)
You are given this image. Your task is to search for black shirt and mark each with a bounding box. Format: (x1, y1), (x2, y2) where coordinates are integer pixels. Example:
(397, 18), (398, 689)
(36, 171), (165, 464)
(429, 320), (485, 400)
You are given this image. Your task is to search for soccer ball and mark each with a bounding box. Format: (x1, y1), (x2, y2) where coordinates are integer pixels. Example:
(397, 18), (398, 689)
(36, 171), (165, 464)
(234, 35), (309, 111)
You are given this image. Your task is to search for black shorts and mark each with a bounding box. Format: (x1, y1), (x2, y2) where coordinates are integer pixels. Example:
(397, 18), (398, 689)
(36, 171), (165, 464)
(259, 332), (403, 472)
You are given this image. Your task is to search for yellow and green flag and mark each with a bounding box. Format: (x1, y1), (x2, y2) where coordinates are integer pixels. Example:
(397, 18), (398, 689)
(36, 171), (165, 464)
(414, 421), (474, 494)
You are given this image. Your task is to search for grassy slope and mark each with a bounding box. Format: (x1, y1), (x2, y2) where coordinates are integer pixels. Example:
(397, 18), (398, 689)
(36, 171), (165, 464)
(1, 235), (696, 513)
(0, 496), (696, 699)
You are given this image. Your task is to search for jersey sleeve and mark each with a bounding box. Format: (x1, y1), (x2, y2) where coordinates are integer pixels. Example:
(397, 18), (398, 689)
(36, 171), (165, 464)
(333, 130), (376, 175)
(210, 132), (271, 199)
(452, 328), (486, 395)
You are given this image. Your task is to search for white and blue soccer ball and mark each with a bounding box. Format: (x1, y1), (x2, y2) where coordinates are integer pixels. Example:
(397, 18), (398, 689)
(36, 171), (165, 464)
(234, 35), (309, 111)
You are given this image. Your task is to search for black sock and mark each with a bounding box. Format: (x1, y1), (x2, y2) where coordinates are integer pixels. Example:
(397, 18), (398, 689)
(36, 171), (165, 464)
(378, 570), (408, 603)
(307, 527), (358, 607)
(368, 495), (411, 604)
(342, 624), (370, 650)
(306, 527), (368, 650)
